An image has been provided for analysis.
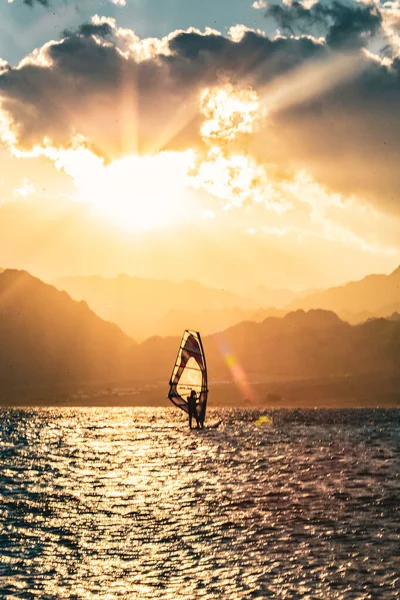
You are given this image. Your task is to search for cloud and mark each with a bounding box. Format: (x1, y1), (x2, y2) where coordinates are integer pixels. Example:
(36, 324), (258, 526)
(21, 0), (49, 6)
(0, 9), (400, 212)
(266, 0), (382, 49)
(0, 20), (325, 159)
(380, 0), (400, 57)
(13, 178), (35, 198)
(252, 0), (268, 9)
(66, 22), (114, 39)
(0, 59), (8, 75)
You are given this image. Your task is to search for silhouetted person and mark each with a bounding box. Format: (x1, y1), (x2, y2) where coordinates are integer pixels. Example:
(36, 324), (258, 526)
(187, 389), (200, 429)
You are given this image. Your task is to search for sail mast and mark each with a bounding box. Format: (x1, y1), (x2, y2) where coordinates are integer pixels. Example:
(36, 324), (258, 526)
(197, 332), (208, 425)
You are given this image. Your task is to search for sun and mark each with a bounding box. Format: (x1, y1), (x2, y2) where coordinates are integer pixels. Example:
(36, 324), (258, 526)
(23, 82), (267, 230)
(48, 146), (198, 231)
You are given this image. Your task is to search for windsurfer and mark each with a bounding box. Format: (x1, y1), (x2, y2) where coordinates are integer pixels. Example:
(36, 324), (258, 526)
(187, 389), (200, 429)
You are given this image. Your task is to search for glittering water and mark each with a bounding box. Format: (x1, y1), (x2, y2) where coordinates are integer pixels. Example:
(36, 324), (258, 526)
(0, 408), (399, 599)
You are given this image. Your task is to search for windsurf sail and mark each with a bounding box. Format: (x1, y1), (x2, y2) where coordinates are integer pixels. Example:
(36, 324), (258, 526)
(168, 330), (208, 425)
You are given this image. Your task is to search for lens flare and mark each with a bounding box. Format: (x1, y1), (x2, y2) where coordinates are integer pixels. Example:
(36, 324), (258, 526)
(256, 415), (273, 427)
(217, 337), (254, 401)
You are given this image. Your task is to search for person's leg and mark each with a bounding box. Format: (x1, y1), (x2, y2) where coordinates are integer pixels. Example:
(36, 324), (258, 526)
(189, 411), (193, 429)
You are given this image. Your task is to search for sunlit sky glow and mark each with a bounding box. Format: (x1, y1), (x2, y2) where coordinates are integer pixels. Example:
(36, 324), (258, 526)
(0, 0), (400, 290)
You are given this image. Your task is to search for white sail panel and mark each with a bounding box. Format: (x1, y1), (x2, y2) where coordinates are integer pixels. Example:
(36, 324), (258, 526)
(176, 356), (203, 398)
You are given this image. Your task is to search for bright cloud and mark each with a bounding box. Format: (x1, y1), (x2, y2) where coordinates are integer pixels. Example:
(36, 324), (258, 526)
(200, 84), (261, 142)
(13, 178), (35, 198)
(191, 84), (277, 211)
(252, 1), (267, 9)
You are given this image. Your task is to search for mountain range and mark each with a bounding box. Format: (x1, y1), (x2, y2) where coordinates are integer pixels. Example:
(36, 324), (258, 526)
(53, 267), (400, 341)
(249, 285), (315, 308)
(1, 268), (400, 405)
(0, 270), (134, 389)
(131, 309), (400, 383)
(289, 266), (400, 321)
(53, 274), (258, 340)
(153, 306), (287, 338)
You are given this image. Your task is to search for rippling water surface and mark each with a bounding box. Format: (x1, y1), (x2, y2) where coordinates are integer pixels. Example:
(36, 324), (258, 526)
(0, 407), (399, 599)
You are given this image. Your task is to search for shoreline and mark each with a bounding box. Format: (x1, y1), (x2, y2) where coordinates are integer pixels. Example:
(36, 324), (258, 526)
(1, 375), (399, 409)
(1, 398), (399, 409)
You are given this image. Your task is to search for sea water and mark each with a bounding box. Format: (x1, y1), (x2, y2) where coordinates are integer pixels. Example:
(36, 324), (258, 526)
(0, 408), (399, 599)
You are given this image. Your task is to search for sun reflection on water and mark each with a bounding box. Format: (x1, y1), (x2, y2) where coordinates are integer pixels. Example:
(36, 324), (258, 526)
(0, 407), (399, 598)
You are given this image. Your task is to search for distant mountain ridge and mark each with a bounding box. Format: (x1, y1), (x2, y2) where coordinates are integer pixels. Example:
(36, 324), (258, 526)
(250, 285), (316, 308)
(154, 306), (288, 337)
(0, 269), (135, 388)
(288, 266), (400, 320)
(131, 308), (400, 383)
(53, 274), (258, 340)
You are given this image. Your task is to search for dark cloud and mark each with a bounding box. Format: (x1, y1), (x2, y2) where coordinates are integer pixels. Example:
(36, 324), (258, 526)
(0, 14), (399, 211)
(169, 29), (322, 82)
(62, 23), (113, 39)
(266, 1), (382, 49)
(169, 31), (232, 59)
(0, 26), (325, 157)
(23, 0), (49, 6)
(250, 50), (400, 208)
